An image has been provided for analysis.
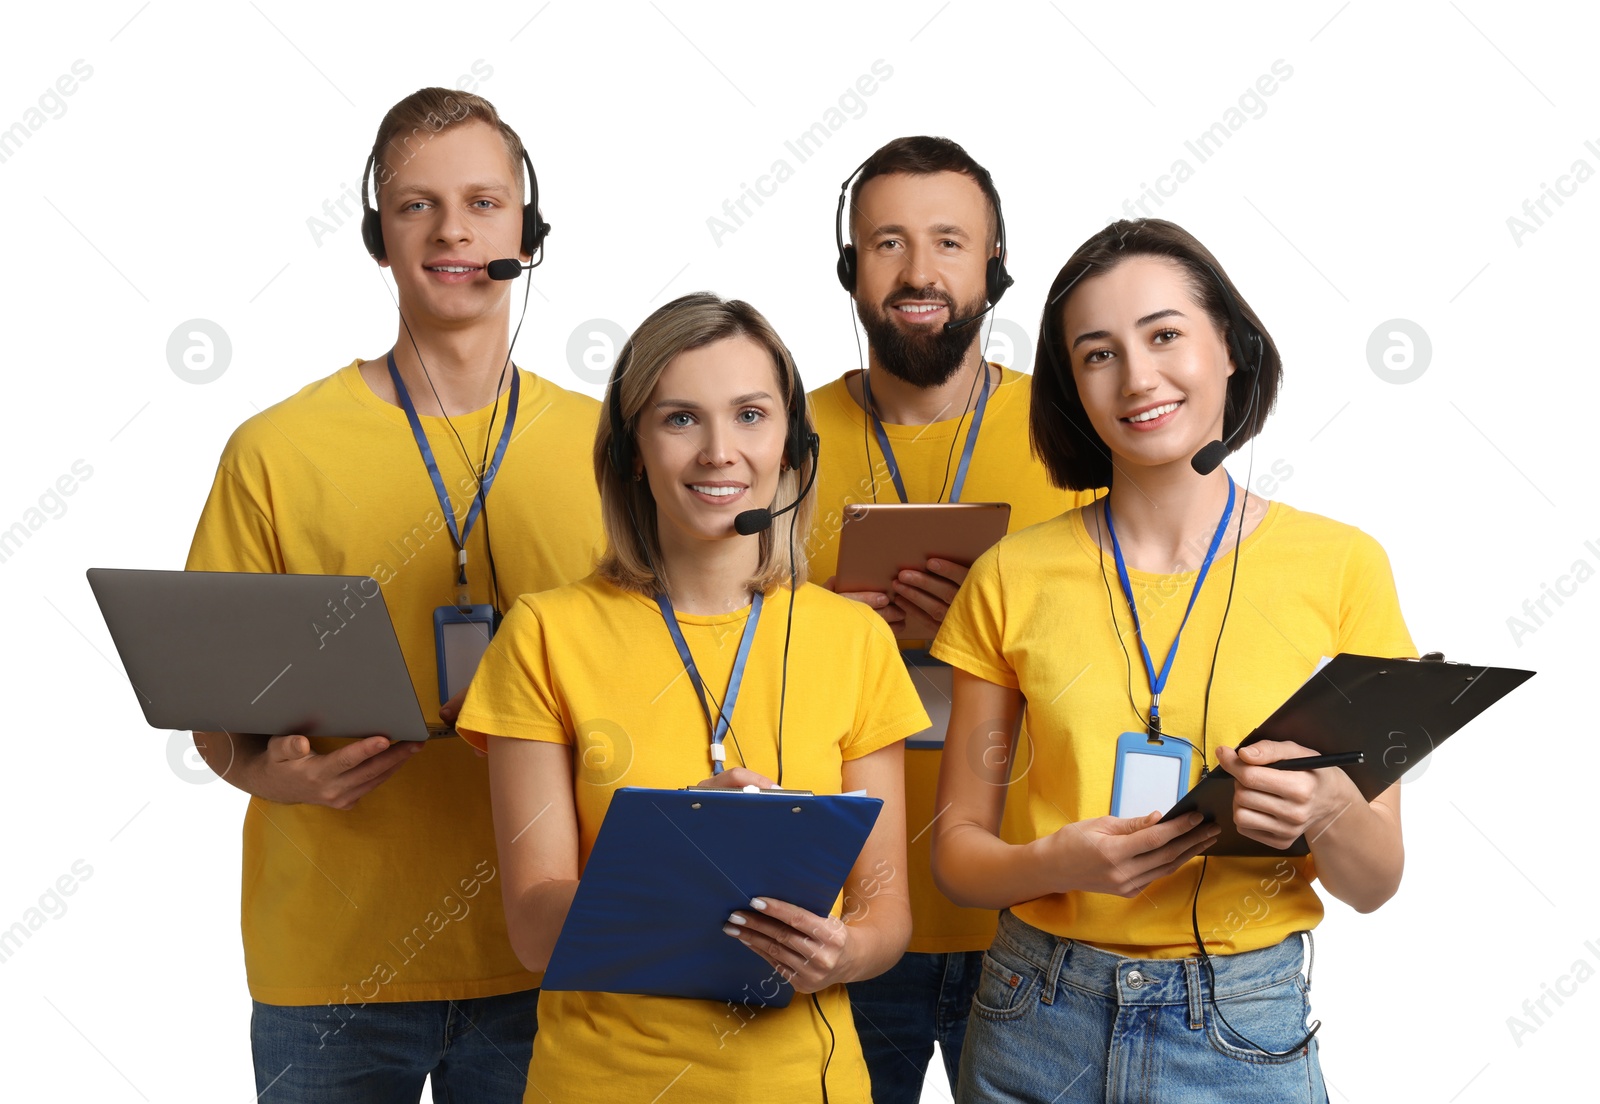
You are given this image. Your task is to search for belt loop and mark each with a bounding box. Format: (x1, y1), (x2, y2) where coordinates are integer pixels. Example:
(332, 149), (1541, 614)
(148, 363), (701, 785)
(1302, 929), (1316, 991)
(1185, 957), (1203, 1030)
(1041, 938), (1068, 1005)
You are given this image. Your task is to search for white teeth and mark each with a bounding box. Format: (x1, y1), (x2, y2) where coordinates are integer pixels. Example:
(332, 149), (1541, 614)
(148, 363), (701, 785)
(896, 304), (942, 314)
(691, 485), (743, 497)
(1127, 402), (1179, 423)
(429, 265), (476, 273)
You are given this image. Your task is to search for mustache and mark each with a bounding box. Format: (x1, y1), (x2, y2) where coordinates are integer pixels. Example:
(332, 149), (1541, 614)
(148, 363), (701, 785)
(883, 287), (955, 311)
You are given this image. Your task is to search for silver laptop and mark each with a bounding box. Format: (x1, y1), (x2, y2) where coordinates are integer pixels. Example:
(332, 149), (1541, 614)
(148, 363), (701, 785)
(87, 568), (448, 741)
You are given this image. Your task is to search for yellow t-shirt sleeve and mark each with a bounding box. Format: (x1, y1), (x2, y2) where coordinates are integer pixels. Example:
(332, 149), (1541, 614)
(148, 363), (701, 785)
(927, 542), (1020, 689)
(456, 597), (572, 752)
(1338, 531), (1416, 659)
(845, 602), (932, 760)
(186, 455), (284, 574)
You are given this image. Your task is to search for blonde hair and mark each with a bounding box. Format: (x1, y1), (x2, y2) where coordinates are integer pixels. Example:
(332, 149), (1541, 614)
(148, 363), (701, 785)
(594, 293), (816, 597)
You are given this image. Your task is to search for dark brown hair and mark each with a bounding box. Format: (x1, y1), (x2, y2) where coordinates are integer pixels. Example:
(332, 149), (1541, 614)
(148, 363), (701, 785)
(1030, 219), (1282, 491)
(849, 135), (1002, 250)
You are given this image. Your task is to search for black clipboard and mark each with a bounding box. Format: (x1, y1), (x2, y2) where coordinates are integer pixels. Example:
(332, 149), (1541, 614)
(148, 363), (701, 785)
(540, 786), (882, 1006)
(1160, 653), (1535, 856)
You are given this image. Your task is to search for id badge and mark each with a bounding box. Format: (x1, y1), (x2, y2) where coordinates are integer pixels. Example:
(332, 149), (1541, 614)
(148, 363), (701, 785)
(434, 604), (495, 706)
(902, 648), (953, 750)
(1110, 730), (1193, 818)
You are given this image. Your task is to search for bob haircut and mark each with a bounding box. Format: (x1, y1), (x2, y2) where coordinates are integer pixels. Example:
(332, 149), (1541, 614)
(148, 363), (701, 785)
(594, 292), (816, 597)
(1030, 219), (1283, 492)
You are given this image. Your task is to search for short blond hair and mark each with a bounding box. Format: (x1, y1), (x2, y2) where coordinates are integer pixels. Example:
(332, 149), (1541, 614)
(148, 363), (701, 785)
(367, 87), (526, 202)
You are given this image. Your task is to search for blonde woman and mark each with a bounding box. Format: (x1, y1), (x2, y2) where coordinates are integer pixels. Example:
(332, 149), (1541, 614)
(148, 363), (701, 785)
(458, 292), (928, 1102)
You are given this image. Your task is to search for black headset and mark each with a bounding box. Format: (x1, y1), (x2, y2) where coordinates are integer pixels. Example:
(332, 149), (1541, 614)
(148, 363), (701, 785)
(1201, 263), (1264, 378)
(833, 156), (1014, 306)
(360, 144), (550, 264)
(606, 338), (816, 480)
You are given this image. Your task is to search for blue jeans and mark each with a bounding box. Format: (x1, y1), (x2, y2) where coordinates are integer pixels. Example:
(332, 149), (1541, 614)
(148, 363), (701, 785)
(958, 911), (1326, 1104)
(849, 950), (983, 1104)
(251, 989), (537, 1103)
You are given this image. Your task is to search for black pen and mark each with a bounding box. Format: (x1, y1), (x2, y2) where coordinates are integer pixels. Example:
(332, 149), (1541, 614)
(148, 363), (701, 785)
(1263, 751), (1365, 771)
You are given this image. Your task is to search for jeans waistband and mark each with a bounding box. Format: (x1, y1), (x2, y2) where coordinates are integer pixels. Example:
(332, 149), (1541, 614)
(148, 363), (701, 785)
(991, 909), (1308, 1014)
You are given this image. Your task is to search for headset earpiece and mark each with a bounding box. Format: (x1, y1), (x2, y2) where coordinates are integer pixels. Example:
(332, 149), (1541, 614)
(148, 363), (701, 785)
(1201, 263), (1263, 376)
(836, 246), (857, 294)
(782, 358), (815, 474)
(834, 161), (866, 294)
(361, 153), (386, 261)
(790, 427), (818, 473)
(986, 252), (1014, 309)
(516, 149), (550, 261)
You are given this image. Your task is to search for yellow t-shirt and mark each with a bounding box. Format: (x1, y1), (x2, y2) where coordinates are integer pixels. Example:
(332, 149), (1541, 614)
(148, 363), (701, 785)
(456, 574), (929, 1104)
(930, 501), (1416, 956)
(805, 366), (1095, 953)
(186, 359), (602, 1004)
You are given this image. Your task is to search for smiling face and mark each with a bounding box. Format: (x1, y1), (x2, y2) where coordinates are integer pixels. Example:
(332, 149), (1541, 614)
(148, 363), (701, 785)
(373, 120), (525, 328)
(851, 170), (995, 387)
(636, 335), (789, 554)
(1062, 254), (1236, 476)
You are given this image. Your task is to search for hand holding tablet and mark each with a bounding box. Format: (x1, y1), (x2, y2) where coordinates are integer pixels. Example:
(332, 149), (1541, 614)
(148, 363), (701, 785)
(835, 502), (1010, 638)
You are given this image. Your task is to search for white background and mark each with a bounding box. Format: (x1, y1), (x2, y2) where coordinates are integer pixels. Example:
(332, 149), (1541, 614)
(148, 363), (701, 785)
(2, 2), (1593, 1100)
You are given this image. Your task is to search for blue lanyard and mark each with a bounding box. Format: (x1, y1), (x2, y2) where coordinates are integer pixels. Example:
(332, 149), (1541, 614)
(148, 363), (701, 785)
(862, 362), (992, 503)
(1105, 480), (1236, 736)
(654, 591), (764, 774)
(387, 351), (519, 598)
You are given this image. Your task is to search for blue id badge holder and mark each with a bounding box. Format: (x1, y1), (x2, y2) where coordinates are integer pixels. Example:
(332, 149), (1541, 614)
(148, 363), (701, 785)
(1110, 731), (1193, 818)
(902, 648), (953, 749)
(434, 604), (496, 709)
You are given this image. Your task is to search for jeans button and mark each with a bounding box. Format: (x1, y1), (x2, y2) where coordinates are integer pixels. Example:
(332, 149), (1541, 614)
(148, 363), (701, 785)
(1126, 969), (1145, 989)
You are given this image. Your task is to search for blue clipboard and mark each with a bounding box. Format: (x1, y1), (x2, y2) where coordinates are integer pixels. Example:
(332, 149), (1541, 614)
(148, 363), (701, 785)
(541, 786), (883, 1007)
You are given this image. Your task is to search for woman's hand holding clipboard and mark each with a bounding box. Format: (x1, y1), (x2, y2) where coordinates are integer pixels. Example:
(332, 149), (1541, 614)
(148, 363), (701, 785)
(1161, 653), (1535, 856)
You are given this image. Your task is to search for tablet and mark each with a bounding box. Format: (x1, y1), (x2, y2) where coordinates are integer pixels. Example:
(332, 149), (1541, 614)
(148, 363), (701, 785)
(87, 567), (446, 741)
(835, 502), (1011, 638)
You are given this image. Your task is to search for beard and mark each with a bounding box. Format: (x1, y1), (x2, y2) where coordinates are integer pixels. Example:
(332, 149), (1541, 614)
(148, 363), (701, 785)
(858, 286), (989, 388)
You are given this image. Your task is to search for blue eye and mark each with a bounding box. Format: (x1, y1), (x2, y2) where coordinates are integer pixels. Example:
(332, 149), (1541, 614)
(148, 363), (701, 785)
(736, 408), (765, 424)
(666, 412), (694, 428)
